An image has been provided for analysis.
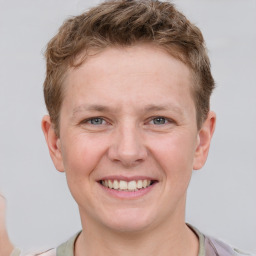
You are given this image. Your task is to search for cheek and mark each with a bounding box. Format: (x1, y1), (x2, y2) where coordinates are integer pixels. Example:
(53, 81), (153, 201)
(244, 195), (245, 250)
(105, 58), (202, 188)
(148, 132), (196, 180)
(61, 133), (108, 178)
(61, 134), (109, 205)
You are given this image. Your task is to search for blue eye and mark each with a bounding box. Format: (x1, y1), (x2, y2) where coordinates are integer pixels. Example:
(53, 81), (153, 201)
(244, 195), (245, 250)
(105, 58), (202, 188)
(88, 118), (105, 125)
(151, 117), (168, 125)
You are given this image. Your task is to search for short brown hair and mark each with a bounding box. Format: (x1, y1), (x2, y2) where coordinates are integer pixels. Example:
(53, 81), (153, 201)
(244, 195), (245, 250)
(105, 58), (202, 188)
(44, 0), (215, 136)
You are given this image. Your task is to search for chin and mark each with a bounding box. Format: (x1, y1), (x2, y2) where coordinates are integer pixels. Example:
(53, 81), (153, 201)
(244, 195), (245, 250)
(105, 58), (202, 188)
(100, 207), (157, 233)
(105, 220), (152, 233)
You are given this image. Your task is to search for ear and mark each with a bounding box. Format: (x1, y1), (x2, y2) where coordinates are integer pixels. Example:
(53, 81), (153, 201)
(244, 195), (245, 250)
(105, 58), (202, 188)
(41, 115), (65, 172)
(193, 111), (216, 170)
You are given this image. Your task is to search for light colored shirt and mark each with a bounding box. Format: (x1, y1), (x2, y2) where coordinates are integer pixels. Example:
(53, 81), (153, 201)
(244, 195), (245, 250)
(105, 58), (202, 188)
(10, 225), (253, 256)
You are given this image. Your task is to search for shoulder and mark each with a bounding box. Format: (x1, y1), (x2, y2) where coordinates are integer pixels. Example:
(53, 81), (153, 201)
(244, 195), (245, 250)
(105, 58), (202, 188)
(188, 224), (254, 256)
(205, 235), (255, 256)
(10, 231), (80, 256)
(32, 249), (56, 256)
(11, 248), (56, 256)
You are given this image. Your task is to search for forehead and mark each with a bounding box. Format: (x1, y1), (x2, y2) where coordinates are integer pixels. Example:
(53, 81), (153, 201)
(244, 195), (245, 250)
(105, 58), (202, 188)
(62, 44), (195, 116)
(73, 44), (192, 77)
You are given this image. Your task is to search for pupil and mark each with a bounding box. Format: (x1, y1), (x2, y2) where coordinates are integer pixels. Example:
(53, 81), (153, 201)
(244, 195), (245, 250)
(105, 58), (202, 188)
(154, 117), (165, 124)
(91, 118), (102, 125)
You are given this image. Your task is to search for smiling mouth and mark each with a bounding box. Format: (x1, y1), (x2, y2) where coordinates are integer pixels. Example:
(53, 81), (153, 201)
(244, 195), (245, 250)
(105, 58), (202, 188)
(99, 179), (157, 191)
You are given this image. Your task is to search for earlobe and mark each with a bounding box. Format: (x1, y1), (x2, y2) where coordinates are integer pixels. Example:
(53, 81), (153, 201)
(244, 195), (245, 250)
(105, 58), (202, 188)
(41, 115), (65, 172)
(193, 111), (216, 170)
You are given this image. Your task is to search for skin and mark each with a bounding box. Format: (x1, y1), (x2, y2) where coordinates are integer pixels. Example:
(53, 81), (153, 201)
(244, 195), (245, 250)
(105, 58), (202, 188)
(42, 44), (216, 256)
(0, 194), (14, 256)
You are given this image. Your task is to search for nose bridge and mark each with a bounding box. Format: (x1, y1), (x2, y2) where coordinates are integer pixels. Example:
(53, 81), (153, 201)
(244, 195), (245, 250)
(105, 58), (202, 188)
(108, 120), (147, 166)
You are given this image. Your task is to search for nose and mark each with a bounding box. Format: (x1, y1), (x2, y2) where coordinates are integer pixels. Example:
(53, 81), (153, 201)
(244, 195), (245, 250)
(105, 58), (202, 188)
(107, 123), (148, 167)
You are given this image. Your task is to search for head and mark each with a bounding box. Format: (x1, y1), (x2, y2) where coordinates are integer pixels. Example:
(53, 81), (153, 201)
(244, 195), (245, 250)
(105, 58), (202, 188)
(42, 0), (216, 234)
(43, 0), (215, 137)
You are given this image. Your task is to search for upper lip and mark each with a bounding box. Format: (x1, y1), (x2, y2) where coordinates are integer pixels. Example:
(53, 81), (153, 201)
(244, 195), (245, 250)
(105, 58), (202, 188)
(98, 175), (158, 182)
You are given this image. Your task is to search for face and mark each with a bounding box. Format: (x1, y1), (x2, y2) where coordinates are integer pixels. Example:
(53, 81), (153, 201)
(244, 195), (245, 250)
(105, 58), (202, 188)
(42, 44), (215, 233)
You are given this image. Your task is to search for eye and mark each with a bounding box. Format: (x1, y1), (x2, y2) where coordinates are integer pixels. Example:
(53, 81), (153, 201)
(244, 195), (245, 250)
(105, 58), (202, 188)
(150, 117), (169, 125)
(87, 117), (106, 125)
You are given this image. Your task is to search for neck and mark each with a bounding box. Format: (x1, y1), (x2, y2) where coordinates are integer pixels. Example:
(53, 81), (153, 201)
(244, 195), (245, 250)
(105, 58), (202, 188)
(75, 209), (199, 256)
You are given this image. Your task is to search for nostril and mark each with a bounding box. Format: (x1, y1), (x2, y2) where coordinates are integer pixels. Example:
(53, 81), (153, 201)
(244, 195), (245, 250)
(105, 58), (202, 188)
(107, 132), (148, 166)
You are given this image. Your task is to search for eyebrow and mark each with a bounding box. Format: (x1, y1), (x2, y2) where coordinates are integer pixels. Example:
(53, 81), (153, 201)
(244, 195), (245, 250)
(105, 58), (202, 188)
(72, 103), (183, 117)
(72, 104), (114, 117)
(143, 104), (183, 115)
(143, 104), (173, 111)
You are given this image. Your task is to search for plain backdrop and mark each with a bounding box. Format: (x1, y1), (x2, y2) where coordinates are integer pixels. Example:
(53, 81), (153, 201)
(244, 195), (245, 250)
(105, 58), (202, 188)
(0, 0), (255, 253)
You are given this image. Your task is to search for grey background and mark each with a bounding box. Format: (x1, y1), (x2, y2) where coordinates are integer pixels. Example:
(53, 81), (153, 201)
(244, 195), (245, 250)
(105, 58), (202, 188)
(0, 0), (255, 253)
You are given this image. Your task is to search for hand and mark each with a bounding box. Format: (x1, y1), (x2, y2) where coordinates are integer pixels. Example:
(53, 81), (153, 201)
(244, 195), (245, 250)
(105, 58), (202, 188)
(0, 194), (14, 256)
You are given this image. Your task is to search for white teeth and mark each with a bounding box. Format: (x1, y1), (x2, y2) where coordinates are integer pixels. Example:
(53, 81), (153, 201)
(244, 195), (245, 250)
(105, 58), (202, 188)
(128, 181), (137, 190)
(119, 180), (128, 190)
(113, 180), (119, 189)
(101, 179), (153, 191)
(137, 180), (143, 189)
(142, 180), (148, 188)
(108, 180), (113, 189)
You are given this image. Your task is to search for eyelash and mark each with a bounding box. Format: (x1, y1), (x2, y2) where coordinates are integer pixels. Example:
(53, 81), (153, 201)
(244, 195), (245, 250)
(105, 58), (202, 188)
(82, 116), (173, 126)
(148, 116), (172, 125)
(83, 117), (107, 125)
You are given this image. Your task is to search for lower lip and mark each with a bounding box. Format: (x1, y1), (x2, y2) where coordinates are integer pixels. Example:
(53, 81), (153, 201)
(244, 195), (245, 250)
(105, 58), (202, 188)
(99, 182), (157, 199)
